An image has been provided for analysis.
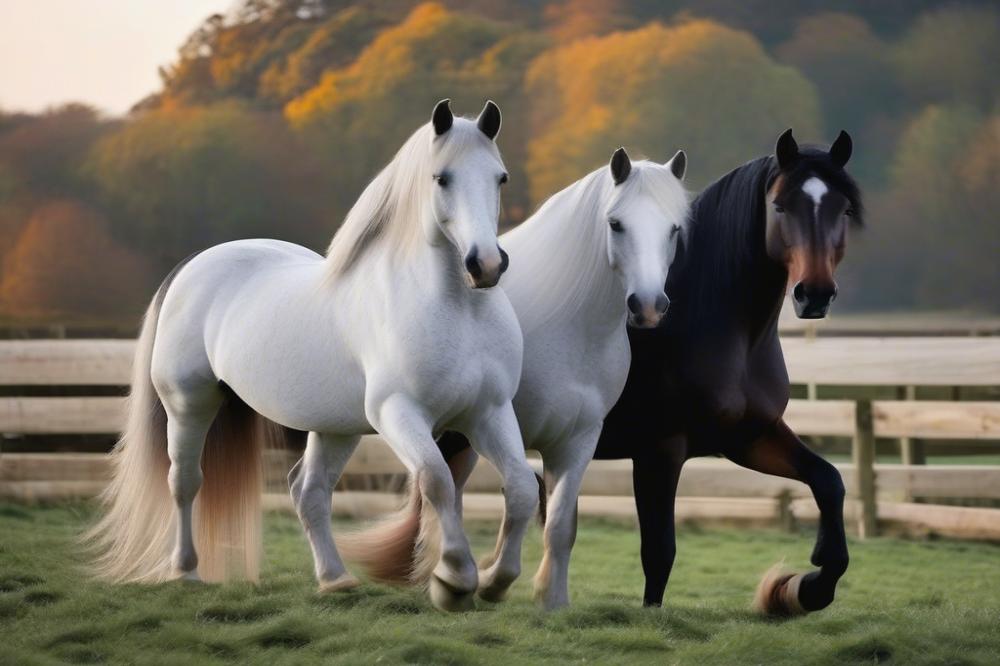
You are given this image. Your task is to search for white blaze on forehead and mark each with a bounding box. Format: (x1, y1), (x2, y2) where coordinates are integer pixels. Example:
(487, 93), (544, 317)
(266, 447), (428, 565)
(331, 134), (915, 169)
(802, 177), (828, 220)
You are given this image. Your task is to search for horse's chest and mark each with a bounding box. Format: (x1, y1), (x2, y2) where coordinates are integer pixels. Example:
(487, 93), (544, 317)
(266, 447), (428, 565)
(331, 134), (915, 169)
(517, 329), (629, 445)
(684, 338), (789, 445)
(370, 300), (523, 417)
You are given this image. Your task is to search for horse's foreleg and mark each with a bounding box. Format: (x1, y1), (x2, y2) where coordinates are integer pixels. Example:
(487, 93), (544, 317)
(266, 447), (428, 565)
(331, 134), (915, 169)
(533, 428), (599, 610)
(466, 403), (537, 603)
(633, 436), (686, 607)
(438, 432), (479, 522)
(374, 397), (478, 611)
(289, 432), (360, 593)
(726, 418), (848, 614)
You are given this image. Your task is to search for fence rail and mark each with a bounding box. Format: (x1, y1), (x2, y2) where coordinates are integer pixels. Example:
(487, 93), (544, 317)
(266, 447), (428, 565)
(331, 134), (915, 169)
(5, 337), (1000, 387)
(2, 338), (1000, 539)
(5, 395), (1000, 441)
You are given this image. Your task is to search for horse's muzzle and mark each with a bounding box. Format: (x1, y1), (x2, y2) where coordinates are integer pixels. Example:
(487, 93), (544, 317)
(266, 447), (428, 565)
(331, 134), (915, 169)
(627, 292), (670, 328)
(465, 244), (508, 289)
(792, 281), (837, 319)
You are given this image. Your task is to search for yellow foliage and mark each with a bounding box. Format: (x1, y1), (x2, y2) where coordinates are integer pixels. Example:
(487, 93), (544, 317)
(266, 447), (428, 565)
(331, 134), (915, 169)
(524, 19), (821, 200)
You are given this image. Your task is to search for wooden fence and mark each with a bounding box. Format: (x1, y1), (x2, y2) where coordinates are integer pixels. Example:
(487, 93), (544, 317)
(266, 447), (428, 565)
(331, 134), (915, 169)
(2, 338), (1000, 539)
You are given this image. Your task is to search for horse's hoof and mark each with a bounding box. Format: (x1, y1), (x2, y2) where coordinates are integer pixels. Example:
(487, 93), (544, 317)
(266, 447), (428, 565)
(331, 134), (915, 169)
(318, 573), (361, 594)
(429, 575), (475, 612)
(477, 583), (509, 604)
(174, 569), (203, 583)
(477, 569), (516, 603)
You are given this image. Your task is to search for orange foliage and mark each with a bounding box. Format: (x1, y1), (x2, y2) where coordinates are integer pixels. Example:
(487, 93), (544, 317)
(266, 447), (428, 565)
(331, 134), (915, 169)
(0, 200), (153, 318)
(544, 0), (635, 42)
(524, 19), (821, 200)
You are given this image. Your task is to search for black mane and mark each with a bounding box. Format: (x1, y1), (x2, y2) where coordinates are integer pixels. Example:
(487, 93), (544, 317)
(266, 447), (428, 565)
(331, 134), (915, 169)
(672, 156), (774, 312)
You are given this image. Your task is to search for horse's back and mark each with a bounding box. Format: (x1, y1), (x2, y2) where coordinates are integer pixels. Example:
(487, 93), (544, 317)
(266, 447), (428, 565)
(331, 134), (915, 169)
(148, 239), (371, 431)
(154, 238), (324, 351)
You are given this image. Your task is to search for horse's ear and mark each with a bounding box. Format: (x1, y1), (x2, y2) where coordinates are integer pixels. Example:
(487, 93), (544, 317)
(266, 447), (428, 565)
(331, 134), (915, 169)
(775, 128), (799, 170)
(610, 147), (631, 185)
(477, 100), (501, 141)
(829, 130), (853, 168)
(432, 99), (453, 136)
(667, 150), (687, 181)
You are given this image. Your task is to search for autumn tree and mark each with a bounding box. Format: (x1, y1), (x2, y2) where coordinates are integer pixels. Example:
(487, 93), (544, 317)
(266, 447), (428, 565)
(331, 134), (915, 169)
(87, 103), (330, 272)
(0, 104), (113, 200)
(0, 200), (153, 318)
(543, 0), (636, 42)
(846, 106), (1000, 310)
(285, 2), (546, 223)
(893, 6), (1000, 109)
(523, 19), (821, 201)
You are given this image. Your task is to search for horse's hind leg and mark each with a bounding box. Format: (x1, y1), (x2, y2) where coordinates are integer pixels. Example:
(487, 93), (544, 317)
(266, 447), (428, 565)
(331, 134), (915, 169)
(162, 389), (223, 581)
(289, 432), (360, 593)
(725, 418), (848, 614)
(532, 428), (600, 610)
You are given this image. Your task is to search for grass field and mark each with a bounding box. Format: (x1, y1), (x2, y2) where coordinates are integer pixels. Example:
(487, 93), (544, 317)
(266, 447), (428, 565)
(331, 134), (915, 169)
(1, 503), (999, 665)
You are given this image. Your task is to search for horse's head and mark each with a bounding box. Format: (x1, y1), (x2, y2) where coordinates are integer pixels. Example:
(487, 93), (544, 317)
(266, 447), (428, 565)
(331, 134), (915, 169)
(765, 129), (862, 319)
(426, 99), (509, 289)
(605, 147), (690, 328)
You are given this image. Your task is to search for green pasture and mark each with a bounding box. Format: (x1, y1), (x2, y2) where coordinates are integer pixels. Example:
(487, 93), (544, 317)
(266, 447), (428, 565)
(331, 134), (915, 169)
(1, 503), (998, 665)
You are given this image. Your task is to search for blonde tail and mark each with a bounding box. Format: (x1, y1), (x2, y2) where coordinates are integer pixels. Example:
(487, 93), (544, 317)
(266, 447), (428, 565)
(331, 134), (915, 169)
(84, 299), (175, 582)
(85, 295), (280, 583)
(337, 479), (441, 586)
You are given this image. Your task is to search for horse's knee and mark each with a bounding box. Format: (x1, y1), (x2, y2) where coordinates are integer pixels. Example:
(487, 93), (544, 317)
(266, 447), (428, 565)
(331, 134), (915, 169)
(416, 458), (455, 497)
(504, 464), (539, 522)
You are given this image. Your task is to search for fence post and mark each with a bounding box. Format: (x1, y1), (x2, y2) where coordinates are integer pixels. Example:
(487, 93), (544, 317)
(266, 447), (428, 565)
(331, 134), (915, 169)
(853, 398), (878, 538)
(898, 385), (924, 468)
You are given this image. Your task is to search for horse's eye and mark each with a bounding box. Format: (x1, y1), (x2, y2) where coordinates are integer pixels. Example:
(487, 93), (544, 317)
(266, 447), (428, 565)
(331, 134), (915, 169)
(499, 173), (508, 185)
(845, 208), (855, 217)
(774, 205), (785, 214)
(609, 219), (624, 233)
(434, 174), (450, 188)
(670, 225), (680, 238)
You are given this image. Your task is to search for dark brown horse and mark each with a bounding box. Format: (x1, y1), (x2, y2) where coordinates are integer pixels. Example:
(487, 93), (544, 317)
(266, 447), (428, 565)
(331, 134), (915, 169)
(593, 128), (863, 613)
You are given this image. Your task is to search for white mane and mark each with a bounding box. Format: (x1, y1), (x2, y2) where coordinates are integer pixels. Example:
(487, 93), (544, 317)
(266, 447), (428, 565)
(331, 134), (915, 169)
(502, 161), (689, 333)
(324, 118), (498, 277)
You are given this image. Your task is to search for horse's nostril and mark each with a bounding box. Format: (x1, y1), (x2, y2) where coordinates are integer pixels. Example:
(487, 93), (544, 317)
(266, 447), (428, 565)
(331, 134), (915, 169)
(793, 282), (807, 303)
(655, 293), (670, 314)
(498, 245), (509, 274)
(626, 293), (641, 314)
(464, 246), (482, 278)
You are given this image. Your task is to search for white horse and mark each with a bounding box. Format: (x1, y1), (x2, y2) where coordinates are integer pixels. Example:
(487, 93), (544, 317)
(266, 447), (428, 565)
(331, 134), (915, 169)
(86, 99), (538, 612)
(345, 147), (690, 608)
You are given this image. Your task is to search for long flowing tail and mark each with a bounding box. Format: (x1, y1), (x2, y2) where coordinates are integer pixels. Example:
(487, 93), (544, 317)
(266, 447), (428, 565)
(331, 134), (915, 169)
(336, 476), (442, 586)
(338, 443), (547, 586)
(84, 296), (281, 584)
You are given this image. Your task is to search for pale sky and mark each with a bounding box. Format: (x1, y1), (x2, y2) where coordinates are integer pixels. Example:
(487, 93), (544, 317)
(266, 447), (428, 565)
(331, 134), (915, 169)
(0, 1), (235, 116)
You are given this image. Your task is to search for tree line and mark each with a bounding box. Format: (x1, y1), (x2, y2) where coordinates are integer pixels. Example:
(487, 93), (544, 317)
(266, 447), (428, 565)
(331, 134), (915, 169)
(1, 0), (997, 322)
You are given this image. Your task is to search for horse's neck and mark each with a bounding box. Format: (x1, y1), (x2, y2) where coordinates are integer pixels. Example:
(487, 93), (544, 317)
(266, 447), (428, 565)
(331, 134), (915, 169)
(674, 190), (787, 344)
(504, 204), (624, 338)
(384, 238), (470, 304)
